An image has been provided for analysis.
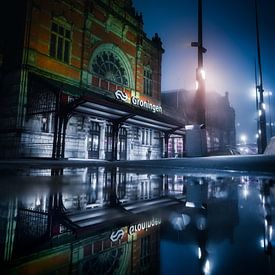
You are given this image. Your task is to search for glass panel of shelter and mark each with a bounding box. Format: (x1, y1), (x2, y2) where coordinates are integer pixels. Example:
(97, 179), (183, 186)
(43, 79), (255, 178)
(104, 124), (113, 161)
(88, 122), (100, 159)
(119, 127), (127, 160)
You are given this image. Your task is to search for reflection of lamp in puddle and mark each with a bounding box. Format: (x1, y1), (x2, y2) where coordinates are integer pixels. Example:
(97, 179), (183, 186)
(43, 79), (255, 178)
(242, 183), (249, 199)
(170, 213), (191, 231)
(196, 215), (207, 230)
(260, 180), (273, 256)
(203, 259), (211, 274)
(35, 196), (41, 206)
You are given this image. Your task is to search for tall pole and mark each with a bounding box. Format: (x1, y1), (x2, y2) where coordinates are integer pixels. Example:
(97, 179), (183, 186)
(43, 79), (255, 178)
(255, 0), (267, 153)
(192, 0), (207, 126)
(268, 92), (272, 139)
(254, 60), (260, 152)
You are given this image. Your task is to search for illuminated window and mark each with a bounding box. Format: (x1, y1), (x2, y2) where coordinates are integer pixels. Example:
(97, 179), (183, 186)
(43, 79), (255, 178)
(145, 129), (149, 145)
(88, 122), (100, 159)
(41, 114), (53, 133)
(141, 128), (152, 145)
(49, 21), (71, 63)
(143, 67), (152, 96)
(149, 130), (152, 145)
(105, 125), (113, 153)
(133, 127), (139, 140)
(142, 128), (145, 145)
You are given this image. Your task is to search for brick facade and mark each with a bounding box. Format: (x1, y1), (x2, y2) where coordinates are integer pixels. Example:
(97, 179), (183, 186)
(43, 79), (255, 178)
(0, 0), (173, 160)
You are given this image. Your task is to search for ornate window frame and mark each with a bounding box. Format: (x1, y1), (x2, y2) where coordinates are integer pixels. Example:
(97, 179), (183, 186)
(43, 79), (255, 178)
(89, 43), (134, 89)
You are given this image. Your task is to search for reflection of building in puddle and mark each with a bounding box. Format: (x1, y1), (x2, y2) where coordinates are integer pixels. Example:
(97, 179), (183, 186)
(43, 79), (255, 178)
(3, 168), (187, 212)
(59, 168), (165, 210)
(1, 166), (186, 273)
(5, 215), (162, 275)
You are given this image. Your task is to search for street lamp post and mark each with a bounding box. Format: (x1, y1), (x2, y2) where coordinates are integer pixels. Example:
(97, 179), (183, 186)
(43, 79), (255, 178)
(192, 0), (207, 126)
(255, 0), (267, 154)
(189, 0), (207, 156)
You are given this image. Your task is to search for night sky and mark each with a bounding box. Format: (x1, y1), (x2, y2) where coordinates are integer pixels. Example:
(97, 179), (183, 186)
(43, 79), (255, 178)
(133, 0), (275, 144)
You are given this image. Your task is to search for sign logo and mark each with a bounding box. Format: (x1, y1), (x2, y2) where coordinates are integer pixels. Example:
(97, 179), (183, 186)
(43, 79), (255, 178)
(115, 90), (128, 102)
(110, 229), (125, 242)
(110, 217), (161, 242)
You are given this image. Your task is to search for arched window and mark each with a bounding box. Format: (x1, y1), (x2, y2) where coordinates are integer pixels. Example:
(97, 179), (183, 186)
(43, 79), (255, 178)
(92, 51), (128, 86)
(89, 44), (134, 89)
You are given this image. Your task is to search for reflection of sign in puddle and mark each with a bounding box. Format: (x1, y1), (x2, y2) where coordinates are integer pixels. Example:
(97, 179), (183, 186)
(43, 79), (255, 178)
(110, 229), (125, 242)
(110, 217), (162, 242)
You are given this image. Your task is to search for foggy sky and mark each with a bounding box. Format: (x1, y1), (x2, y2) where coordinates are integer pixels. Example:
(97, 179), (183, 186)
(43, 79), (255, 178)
(133, 0), (275, 143)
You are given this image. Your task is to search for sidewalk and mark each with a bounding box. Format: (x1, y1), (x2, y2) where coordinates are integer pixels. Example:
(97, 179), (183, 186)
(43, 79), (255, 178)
(0, 155), (275, 176)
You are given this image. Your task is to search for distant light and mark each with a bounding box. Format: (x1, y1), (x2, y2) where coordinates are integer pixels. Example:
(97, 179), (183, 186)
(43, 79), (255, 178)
(35, 197), (41, 206)
(200, 69), (206, 80)
(256, 133), (259, 139)
(264, 91), (272, 96)
(243, 184), (249, 198)
(250, 87), (257, 99)
(185, 125), (194, 130)
(195, 81), (199, 90)
(258, 109), (262, 116)
(258, 129), (262, 134)
(269, 226), (273, 240)
(240, 134), (247, 144)
(186, 201), (195, 208)
(262, 103), (266, 110)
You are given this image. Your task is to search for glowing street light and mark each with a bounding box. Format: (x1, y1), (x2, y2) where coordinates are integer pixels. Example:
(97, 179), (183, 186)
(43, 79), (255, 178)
(200, 68), (206, 80)
(240, 134), (247, 144)
(264, 91), (273, 139)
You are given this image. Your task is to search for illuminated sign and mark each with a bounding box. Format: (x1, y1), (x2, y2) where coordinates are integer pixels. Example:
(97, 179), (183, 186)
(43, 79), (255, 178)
(128, 217), (161, 235)
(110, 229), (124, 242)
(109, 217), (162, 242)
(115, 90), (162, 113)
(114, 89), (128, 102)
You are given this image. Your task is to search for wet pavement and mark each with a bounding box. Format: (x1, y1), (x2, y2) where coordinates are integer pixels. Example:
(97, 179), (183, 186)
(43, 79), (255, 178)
(0, 156), (274, 274)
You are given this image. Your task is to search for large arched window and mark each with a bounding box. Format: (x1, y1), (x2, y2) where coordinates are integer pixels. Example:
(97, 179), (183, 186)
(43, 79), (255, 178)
(92, 51), (128, 86)
(89, 44), (134, 89)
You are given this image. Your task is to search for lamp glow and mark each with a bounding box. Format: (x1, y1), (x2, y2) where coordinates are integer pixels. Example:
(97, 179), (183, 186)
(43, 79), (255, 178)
(200, 69), (206, 80)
